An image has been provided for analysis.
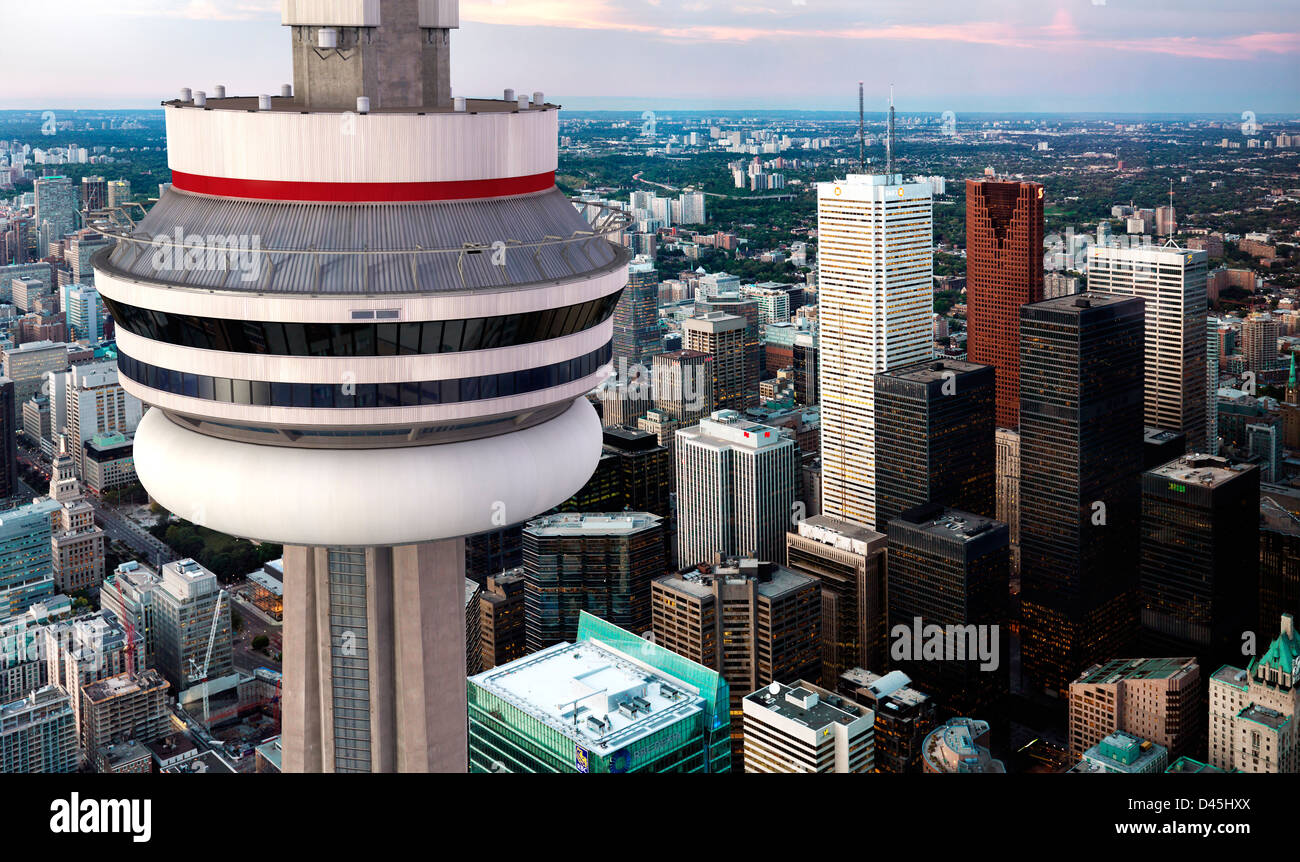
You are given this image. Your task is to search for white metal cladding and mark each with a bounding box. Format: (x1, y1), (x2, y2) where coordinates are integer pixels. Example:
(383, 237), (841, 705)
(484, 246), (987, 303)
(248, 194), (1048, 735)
(100, 187), (620, 294)
(281, 0), (382, 26)
(93, 265), (625, 322)
(133, 397), (602, 545)
(119, 368), (608, 428)
(418, 0), (458, 27)
(116, 322), (609, 383)
(165, 104), (557, 183)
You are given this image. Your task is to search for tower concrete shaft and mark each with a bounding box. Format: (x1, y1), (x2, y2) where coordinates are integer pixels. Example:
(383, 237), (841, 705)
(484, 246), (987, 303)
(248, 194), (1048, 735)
(282, 540), (468, 773)
(286, 0), (457, 110)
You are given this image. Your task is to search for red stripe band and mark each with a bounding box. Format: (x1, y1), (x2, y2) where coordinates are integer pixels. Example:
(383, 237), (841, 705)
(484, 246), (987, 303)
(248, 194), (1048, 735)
(170, 169), (556, 202)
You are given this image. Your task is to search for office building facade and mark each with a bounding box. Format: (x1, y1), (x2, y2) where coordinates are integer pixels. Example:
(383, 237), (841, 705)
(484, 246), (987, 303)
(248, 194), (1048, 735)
(874, 359), (996, 528)
(674, 411), (797, 570)
(1089, 244), (1208, 449)
(965, 179), (1044, 429)
(1140, 455), (1260, 670)
(1019, 294), (1145, 696)
(522, 512), (664, 651)
(785, 515), (888, 686)
(1067, 656), (1201, 761)
(817, 173), (932, 530)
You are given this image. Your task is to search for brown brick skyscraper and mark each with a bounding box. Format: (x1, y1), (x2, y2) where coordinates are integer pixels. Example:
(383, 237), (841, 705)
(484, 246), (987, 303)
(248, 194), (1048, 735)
(965, 179), (1044, 428)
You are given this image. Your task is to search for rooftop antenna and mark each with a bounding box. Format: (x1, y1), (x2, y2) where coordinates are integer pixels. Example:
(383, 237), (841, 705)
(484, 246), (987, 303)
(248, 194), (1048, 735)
(1163, 178), (1180, 248)
(858, 81), (865, 173)
(883, 85), (894, 179)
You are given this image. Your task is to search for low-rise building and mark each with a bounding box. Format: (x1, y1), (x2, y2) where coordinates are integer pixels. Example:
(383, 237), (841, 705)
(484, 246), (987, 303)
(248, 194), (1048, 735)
(742, 680), (874, 773)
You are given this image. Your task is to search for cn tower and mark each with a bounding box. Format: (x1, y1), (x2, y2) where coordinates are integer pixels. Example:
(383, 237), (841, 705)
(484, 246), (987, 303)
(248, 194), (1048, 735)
(92, 0), (626, 772)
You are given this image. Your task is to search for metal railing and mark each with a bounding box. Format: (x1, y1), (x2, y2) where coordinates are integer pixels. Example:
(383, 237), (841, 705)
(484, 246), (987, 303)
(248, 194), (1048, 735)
(90, 199), (633, 293)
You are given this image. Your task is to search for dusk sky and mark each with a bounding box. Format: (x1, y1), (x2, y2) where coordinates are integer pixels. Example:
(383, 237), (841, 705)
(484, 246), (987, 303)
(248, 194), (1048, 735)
(3, 0), (1298, 113)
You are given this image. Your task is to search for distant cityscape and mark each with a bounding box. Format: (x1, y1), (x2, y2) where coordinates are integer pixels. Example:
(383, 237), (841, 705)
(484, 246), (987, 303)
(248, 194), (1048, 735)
(0, 0), (1298, 782)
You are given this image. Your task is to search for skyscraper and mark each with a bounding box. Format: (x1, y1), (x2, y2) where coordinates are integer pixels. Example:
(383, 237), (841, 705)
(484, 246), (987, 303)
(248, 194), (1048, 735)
(693, 292), (760, 404)
(1207, 317), (1220, 453)
(612, 259), (661, 372)
(651, 349), (713, 423)
(682, 312), (748, 412)
(80, 176), (108, 212)
(995, 428), (1021, 579)
(1241, 313), (1280, 374)
(1139, 455), (1259, 670)
(965, 179), (1044, 429)
(873, 359), (996, 528)
(0, 378), (16, 500)
(817, 173), (932, 529)
(34, 176), (76, 250)
(1019, 293), (1145, 697)
(521, 512), (664, 652)
(885, 504), (1010, 720)
(1088, 244), (1208, 449)
(58, 361), (142, 479)
(652, 556), (820, 755)
(94, 0), (622, 772)
(674, 410), (797, 569)
(785, 514), (888, 686)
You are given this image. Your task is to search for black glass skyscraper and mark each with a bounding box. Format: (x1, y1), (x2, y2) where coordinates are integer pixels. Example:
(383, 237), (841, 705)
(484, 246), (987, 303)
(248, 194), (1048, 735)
(1140, 455), (1259, 671)
(0, 378), (16, 500)
(885, 503), (1010, 720)
(1019, 293), (1145, 697)
(874, 359), (996, 529)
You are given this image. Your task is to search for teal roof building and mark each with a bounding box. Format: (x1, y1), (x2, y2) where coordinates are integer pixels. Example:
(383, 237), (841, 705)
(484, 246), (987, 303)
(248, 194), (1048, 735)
(468, 611), (730, 773)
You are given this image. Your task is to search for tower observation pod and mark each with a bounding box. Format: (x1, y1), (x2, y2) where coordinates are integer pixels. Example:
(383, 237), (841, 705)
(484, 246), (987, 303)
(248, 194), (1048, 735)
(91, 0), (629, 772)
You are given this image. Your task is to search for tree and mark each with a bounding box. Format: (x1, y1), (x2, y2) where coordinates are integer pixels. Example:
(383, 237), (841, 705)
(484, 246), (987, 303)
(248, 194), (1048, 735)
(251, 634), (269, 650)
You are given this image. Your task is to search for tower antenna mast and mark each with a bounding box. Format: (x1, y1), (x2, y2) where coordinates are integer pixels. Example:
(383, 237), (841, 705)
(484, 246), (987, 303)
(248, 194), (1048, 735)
(858, 81), (865, 173)
(886, 85), (896, 177)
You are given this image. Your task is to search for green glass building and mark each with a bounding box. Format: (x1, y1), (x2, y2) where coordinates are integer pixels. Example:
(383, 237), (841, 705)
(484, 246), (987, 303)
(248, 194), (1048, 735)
(468, 612), (730, 773)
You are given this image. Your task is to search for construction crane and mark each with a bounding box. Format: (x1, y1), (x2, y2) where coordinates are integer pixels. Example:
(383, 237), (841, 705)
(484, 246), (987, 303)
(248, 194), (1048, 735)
(187, 589), (227, 725)
(111, 576), (138, 678)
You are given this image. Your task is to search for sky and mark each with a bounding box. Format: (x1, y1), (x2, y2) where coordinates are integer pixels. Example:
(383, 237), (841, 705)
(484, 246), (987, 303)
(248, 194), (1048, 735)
(3, 0), (1299, 114)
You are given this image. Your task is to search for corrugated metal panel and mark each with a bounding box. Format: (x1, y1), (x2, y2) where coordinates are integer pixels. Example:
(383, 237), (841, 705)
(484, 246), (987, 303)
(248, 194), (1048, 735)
(107, 187), (621, 295)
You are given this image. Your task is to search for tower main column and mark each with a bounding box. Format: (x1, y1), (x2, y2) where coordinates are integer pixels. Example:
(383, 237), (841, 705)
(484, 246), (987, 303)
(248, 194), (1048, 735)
(95, 0), (628, 772)
(282, 541), (468, 773)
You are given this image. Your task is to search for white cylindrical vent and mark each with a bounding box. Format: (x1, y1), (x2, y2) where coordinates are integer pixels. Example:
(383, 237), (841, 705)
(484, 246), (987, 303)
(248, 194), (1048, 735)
(280, 84), (292, 98)
(516, 95), (528, 110)
(532, 91), (544, 106)
(503, 88), (515, 102)
(318, 27), (338, 49)
(193, 91), (206, 107)
(453, 96), (467, 112)
(213, 85), (226, 99)
(258, 94), (272, 111)
(356, 96), (370, 114)
(179, 88), (192, 102)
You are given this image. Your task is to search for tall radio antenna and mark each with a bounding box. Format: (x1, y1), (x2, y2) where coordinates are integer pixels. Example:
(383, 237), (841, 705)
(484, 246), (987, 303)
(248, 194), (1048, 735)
(858, 81), (865, 173)
(886, 85), (896, 177)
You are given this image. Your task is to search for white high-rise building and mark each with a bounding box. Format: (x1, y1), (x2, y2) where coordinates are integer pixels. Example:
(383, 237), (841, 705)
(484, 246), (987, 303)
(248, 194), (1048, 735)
(674, 410), (797, 569)
(1088, 244), (1208, 449)
(60, 361), (143, 479)
(816, 173), (932, 529)
(677, 191), (706, 225)
(1207, 316), (1220, 454)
